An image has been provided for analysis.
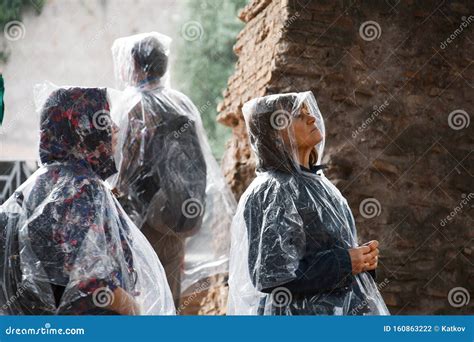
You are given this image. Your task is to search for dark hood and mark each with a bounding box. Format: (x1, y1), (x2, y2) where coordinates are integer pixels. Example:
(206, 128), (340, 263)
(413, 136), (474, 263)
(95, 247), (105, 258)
(39, 87), (117, 180)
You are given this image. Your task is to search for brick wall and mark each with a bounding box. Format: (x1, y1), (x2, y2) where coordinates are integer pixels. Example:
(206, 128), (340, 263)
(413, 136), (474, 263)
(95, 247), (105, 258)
(218, 0), (473, 314)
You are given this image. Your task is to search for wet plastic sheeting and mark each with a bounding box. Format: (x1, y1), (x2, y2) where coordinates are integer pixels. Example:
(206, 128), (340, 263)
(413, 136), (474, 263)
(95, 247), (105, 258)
(110, 32), (236, 294)
(228, 91), (389, 315)
(0, 85), (175, 315)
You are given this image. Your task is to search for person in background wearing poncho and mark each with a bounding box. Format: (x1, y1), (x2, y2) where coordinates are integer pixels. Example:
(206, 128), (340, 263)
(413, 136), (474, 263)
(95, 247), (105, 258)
(110, 33), (236, 310)
(228, 91), (389, 315)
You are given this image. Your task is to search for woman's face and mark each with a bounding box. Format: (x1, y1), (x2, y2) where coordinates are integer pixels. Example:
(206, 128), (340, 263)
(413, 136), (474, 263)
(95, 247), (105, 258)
(291, 103), (323, 149)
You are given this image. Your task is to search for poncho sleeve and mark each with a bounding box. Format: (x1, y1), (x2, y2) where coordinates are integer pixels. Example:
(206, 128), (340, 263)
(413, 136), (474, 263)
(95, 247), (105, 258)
(243, 180), (306, 290)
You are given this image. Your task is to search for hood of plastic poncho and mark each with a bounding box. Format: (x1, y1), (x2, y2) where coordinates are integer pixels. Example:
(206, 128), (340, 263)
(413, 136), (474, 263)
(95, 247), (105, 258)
(111, 32), (172, 90)
(242, 91), (325, 174)
(38, 87), (117, 180)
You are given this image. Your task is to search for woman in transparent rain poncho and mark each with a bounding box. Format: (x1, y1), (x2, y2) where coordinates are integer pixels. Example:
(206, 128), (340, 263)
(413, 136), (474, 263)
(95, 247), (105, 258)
(228, 91), (390, 315)
(0, 86), (175, 315)
(110, 32), (236, 309)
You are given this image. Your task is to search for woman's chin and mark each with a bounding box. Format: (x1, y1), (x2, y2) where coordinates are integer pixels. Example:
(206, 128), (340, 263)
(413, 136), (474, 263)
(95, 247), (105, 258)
(312, 131), (323, 145)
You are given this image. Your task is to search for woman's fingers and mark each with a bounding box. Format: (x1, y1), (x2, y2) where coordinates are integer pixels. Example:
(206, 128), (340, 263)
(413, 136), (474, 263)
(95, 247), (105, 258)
(366, 262), (377, 271)
(349, 245), (380, 274)
(363, 249), (379, 263)
(349, 246), (370, 274)
(369, 240), (379, 250)
(369, 255), (378, 264)
(363, 240), (379, 251)
(366, 256), (379, 270)
(363, 254), (372, 263)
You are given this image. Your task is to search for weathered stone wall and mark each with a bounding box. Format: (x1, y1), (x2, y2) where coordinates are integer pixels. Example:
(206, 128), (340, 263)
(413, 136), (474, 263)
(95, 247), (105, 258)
(218, 0), (473, 314)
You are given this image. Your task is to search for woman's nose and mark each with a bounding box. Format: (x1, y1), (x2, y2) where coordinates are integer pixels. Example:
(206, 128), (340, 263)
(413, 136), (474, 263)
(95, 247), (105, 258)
(307, 116), (316, 125)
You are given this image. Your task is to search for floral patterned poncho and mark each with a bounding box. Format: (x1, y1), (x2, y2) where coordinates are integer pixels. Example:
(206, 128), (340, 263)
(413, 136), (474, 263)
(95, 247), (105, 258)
(0, 87), (175, 315)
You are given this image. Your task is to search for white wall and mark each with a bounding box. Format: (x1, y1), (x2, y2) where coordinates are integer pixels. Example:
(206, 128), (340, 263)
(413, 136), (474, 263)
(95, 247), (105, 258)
(0, 0), (184, 160)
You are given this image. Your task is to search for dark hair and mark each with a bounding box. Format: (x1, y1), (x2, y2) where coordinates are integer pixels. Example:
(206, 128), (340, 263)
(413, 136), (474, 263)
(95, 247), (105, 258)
(247, 94), (318, 174)
(131, 36), (168, 79)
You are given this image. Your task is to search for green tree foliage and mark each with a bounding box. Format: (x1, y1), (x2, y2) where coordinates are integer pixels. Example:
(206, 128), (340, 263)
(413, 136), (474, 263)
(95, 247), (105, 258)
(0, 0), (44, 62)
(0, 0), (44, 26)
(173, 0), (247, 159)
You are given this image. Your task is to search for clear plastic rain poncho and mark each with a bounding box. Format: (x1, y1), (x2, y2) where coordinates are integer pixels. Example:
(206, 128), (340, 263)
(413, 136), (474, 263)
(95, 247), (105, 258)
(228, 91), (390, 315)
(110, 33), (236, 299)
(0, 85), (175, 315)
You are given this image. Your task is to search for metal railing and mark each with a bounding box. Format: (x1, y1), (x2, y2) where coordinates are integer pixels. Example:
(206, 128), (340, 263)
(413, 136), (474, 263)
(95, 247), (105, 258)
(0, 161), (34, 204)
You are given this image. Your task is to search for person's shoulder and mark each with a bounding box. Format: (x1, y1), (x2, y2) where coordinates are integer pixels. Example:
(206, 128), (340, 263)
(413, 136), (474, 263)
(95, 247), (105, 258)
(164, 88), (192, 103)
(296, 172), (347, 205)
(167, 89), (199, 110)
(164, 87), (184, 97)
(244, 172), (294, 203)
(297, 170), (327, 187)
(54, 164), (105, 192)
(29, 164), (106, 207)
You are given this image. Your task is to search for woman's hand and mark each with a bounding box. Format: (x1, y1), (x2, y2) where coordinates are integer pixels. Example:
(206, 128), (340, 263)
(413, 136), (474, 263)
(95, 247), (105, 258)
(107, 287), (141, 315)
(348, 240), (379, 275)
(363, 240), (379, 272)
